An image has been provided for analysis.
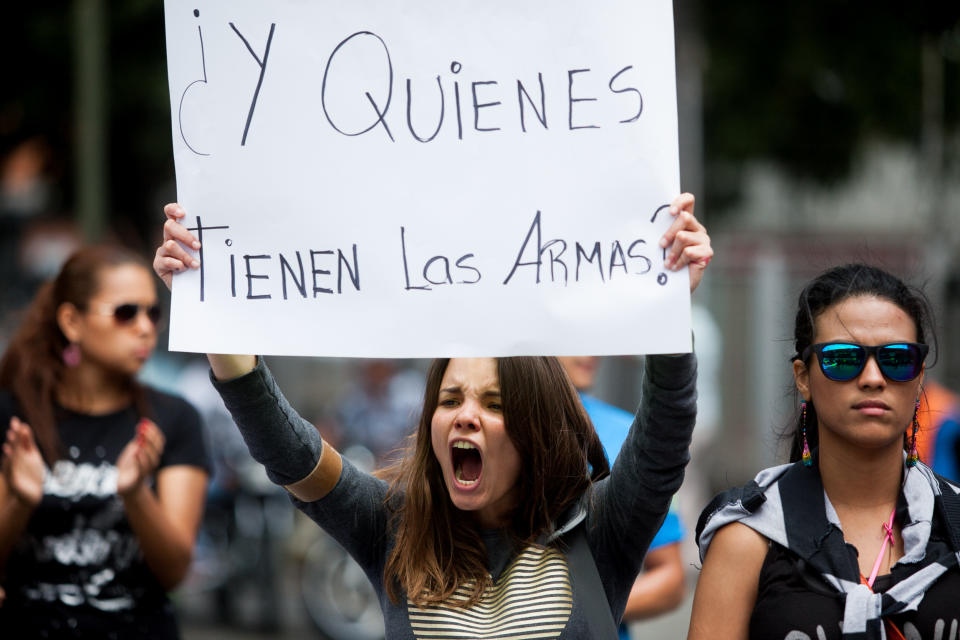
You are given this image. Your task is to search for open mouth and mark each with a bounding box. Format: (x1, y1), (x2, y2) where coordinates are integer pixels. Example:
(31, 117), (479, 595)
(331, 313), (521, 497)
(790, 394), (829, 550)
(451, 441), (482, 486)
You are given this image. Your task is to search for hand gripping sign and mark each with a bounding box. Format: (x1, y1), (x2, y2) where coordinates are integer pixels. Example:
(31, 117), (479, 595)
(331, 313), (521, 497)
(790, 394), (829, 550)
(164, 0), (690, 358)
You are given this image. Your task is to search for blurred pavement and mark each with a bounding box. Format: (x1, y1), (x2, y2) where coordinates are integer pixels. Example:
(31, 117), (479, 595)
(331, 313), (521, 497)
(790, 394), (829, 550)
(175, 564), (313, 640)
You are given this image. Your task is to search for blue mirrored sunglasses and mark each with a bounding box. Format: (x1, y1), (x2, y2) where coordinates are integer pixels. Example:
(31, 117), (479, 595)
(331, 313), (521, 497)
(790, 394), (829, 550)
(799, 342), (928, 382)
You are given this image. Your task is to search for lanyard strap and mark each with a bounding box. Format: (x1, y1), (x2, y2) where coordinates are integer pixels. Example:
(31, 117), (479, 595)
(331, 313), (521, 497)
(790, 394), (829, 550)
(865, 507), (897, 589)
(564, 524), (618, 640)
(858, 507), (906, 640)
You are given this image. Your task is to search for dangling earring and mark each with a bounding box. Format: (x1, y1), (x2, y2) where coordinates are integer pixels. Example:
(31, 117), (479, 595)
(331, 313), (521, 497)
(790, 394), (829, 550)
(906, 400), (920, 467)
(801, 401), (812, 467)
(62, 342), (81, 368)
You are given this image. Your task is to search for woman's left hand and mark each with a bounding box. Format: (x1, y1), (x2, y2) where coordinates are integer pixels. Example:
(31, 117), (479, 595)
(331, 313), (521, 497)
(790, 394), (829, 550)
(116, 419), (166, 497)
(660, 193), (712, 293)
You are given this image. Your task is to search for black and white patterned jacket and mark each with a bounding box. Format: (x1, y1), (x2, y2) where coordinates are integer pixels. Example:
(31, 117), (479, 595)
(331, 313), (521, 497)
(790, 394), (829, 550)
(696, 453), (960, 640)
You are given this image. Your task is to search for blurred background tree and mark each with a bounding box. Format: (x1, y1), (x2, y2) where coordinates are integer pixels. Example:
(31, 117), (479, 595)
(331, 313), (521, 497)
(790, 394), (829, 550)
(2, 1), (957, 241)
(700, 1), (960, 206)
(1, 1), (173, 251)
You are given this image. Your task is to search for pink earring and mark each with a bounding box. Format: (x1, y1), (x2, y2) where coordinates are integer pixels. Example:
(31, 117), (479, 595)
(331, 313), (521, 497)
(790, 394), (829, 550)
(801, 401), (812, 467)
(62, 342), (81, 368)
(906, 400), (920, 467)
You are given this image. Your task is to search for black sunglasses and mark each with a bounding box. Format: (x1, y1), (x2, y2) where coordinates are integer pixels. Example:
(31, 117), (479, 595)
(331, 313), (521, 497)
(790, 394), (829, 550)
(93, 303), (163, 326)
(800, 341), (928, 382)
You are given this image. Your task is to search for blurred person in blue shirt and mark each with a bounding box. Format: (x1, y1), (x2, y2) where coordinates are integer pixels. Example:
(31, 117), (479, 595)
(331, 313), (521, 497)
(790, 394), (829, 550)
(335, 359), (424, 466)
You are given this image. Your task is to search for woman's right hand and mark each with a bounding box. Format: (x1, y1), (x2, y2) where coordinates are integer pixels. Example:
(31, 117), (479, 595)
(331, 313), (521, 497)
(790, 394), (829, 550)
(153, 203), (202, 291)
(2, 417), (45, 509)
(154, 203), (257, 380)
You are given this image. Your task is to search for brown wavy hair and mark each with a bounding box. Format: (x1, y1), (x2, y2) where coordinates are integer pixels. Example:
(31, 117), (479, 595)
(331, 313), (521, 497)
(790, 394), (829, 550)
(382, 356), (608, 607)
(0, 245), (154, 463)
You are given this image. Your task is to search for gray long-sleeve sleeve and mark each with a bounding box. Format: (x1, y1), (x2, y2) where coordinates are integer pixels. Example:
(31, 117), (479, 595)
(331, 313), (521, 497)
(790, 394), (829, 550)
(589, 352), (698, 618)
(211, 358), (391, 588)
(210, 358), (324, 486)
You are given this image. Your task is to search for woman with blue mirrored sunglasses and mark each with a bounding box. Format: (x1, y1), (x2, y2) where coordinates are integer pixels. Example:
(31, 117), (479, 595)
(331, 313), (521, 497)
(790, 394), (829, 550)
(691, 264), (960, 640)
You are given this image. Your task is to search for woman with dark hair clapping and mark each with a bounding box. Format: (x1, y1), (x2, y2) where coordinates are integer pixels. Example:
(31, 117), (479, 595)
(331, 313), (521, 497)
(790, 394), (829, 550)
(0, 246), (210, 639)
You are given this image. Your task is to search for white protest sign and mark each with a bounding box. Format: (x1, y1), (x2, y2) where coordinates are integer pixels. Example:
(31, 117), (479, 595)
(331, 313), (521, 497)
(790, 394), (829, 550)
(163, 0), (690, 358)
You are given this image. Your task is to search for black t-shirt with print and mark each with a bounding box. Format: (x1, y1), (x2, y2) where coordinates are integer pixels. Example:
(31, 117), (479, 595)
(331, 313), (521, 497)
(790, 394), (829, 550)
(750, 539), (960, 640)
(0, 388), (210, 640)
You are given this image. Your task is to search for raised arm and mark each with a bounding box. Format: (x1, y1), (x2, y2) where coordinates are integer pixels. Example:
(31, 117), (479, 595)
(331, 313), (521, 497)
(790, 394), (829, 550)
(151, 205), (389, 571)
(593, 351), (698, 563)
(152, 203), (327, 490)
(587, 193), (711, 611)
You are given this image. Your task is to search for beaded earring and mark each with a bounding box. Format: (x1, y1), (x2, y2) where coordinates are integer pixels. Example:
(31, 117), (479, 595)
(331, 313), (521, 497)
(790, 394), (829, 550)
(801, 401), (812, 467)
(62, 342), (81, 368)
(906, 400), (920, 467)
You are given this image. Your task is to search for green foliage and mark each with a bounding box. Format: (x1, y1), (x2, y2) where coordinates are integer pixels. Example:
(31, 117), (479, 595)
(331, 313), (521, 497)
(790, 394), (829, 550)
(2, 3), (959, 236)
(699, 1), (960, 205)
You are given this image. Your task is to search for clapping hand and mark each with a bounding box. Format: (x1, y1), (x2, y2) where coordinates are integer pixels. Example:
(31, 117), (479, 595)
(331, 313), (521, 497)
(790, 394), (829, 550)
(2, 417), (45, 508)
(116, 419), (166, 496)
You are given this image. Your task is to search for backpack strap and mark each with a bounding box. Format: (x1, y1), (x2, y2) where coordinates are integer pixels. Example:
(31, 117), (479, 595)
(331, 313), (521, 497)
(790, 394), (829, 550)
(564, 523), (619, 640)
(695, 479), (766, 546)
